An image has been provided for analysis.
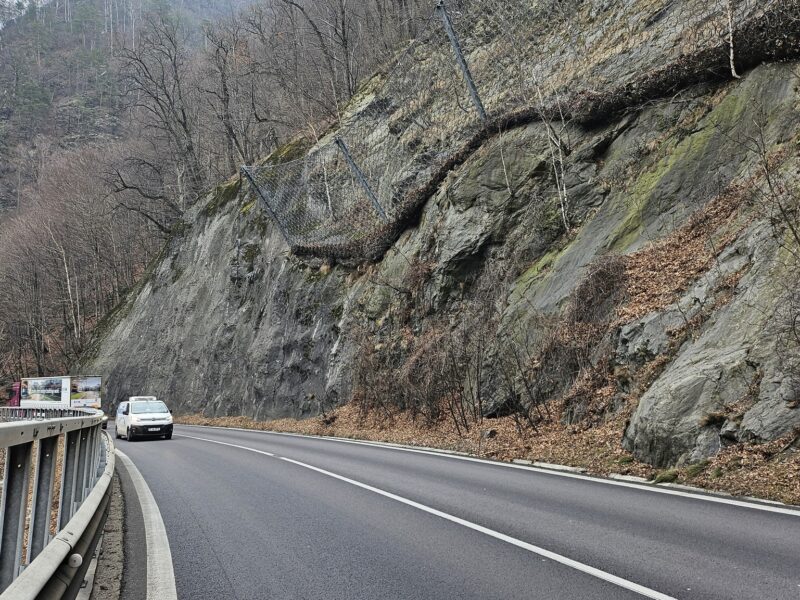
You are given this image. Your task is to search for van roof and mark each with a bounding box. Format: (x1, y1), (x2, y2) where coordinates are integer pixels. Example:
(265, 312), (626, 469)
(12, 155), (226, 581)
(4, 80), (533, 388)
(129, 396), (157, 401)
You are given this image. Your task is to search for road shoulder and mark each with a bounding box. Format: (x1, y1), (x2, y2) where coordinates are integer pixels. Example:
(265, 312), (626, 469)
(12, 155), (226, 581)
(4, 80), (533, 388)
(89, 473), (124, 600)
(115, 453), (147, 600)
(115, 450), (177, 600)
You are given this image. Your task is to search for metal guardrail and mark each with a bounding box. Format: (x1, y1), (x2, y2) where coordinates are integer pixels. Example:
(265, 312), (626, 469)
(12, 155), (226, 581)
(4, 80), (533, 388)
(0, 408), (96, 423)
(0, 408), (112, 599)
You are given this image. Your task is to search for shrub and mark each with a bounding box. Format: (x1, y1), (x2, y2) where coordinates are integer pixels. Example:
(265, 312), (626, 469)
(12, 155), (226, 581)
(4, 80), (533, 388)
(653, 468), (680, 484)
(685, 460), (710, 479)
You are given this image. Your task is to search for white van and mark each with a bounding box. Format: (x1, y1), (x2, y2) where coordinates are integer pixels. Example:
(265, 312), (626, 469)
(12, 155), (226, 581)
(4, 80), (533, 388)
(115, 396), (173, 441)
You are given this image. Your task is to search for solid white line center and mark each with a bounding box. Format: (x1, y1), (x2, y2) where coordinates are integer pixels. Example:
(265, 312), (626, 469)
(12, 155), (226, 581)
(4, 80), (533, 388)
(116, 449), (178, 600)
(179, 433), (676, 600)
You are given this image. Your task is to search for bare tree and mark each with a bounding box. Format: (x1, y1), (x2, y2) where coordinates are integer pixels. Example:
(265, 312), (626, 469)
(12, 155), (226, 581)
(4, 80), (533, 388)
(726, 0), (741, 79)
(118, 8), (205, 202)
(0, 144), (161, 381)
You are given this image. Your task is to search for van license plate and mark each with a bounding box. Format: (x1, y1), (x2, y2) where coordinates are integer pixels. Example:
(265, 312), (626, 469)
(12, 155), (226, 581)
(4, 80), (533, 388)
(148, 427), (160, 432)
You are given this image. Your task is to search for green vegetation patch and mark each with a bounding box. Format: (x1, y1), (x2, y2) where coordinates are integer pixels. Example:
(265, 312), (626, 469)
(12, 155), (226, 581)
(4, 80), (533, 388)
(653, 468), (680, 484)
(508, 239), (572, 308)
(203, 177), (242, 217)
(608, 86), (749, 253)
(263, 136), (312, 166)
(685, 460), (710, 479)
(240, 200), (256, 215)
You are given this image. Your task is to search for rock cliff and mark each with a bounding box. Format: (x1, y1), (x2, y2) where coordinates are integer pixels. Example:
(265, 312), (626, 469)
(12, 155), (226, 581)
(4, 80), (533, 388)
(83, 0), (800, 467)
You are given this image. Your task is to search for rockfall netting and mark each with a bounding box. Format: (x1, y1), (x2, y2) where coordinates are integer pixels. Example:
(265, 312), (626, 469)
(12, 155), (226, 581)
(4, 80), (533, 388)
(242, 0), (798, 261)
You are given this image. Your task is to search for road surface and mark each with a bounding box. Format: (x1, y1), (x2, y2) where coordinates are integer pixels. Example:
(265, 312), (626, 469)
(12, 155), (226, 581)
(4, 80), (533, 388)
(114, 424), (800, 600)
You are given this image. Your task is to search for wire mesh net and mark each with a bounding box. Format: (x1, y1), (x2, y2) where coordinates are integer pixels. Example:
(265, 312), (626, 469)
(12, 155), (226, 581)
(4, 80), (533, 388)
(243, 0), (792, 261)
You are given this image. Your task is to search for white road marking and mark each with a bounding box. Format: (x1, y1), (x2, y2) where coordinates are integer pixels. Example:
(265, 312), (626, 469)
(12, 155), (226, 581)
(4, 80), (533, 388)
(179, 435), (275, 457)
(179, 434), (675, 600)
(116, 450), (178, 600)
(179, 424), (800, 518)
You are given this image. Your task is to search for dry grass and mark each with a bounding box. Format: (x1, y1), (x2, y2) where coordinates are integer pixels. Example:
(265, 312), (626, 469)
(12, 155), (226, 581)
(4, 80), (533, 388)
(179, 403), (649, 474)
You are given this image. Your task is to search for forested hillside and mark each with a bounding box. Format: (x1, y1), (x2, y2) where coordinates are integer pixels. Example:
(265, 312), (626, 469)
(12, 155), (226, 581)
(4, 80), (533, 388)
(0, 0), (426, 386)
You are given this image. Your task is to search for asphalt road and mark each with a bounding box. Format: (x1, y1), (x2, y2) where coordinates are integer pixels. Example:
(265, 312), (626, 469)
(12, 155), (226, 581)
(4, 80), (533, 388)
(115, 424), (800, 600)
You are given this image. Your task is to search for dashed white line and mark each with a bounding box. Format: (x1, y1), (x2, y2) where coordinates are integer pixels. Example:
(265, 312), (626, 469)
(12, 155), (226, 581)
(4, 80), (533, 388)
(179, 433), (676, 600)
(116, 449), (178, 600)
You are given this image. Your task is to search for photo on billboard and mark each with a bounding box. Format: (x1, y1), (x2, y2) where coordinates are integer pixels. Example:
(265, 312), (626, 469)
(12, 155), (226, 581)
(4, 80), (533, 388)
(71, 376), (102, 408)
(20, 377), (70, 404)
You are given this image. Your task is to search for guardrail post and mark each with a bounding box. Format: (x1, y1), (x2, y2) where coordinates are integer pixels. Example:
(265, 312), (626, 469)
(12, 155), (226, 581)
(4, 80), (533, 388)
(2, 424), (114, 599)
(436, 0), (487, 122)
(27, 436), (58, 563)
(92, 425), (103, 483)
(86, 426), (98, 490)
(59, 430), (82, 530)
(334, 137), (388, 222)
(77, 428), (91, 505)
(0, 441), (33, 588)
(97, 426), (107, 477)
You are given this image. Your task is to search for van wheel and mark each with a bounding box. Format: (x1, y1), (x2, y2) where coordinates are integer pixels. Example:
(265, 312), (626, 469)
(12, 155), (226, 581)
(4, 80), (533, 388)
(115, 430), (121, 440)
(127, 428), (136, 442)
(164, 432), (172, 440)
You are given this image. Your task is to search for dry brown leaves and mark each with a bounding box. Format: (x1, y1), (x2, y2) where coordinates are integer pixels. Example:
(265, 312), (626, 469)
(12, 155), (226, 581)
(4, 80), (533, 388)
(618, 179), (747, 324)
(178, 405), (655, 487)
(692, 434), (800, 505)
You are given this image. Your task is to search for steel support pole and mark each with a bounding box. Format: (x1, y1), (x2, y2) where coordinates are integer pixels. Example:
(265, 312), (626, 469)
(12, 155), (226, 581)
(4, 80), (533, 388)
(436, 0), (487, 122)
(27, 436), (58, 563)
(334, 137), (388, 222)
(240, 167), (293, 245)
(0, 441), (33, 589)
(59, 430), (82, 529)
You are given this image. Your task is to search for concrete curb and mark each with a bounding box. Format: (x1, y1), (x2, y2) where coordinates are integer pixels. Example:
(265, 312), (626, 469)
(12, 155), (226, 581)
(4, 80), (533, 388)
(657, 482), (709, 493)
(532, 461), (586, 473)
(75, 533), (103, 600)
(609, 474), (649, 483)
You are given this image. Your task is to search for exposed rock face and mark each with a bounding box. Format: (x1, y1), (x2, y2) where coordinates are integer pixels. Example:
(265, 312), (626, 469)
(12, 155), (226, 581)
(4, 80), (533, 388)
(83, 0), (800, 468)
(622, 222), (800, 466)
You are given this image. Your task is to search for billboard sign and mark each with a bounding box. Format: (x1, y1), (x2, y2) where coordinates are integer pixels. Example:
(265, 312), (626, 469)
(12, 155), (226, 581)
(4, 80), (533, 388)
(70, 376), (102, 408)
(20, 377), (70, 407)
(20, 376), (102, 409)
